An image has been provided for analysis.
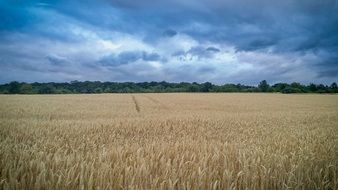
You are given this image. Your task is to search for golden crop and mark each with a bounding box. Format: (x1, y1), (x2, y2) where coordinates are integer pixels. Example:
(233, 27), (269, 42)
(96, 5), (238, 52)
(0, 93), (337, 190)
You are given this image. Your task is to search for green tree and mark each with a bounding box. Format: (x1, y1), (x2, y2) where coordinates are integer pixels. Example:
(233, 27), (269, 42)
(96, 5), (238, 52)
(8, 81), (21, 94)
(281, 86), (302, 94)
(272, 83), (288, 92)
(258, 80), (270, 92)
(290, 82), (305, 93)
(20, 84), (33, 94)
(38, 84), (56, 94)
(316, 84), (327, 93)
(188, 84), (200, 92)
(309, 83), (317, 92)
(94, 88), (103, 93)
(201, 82), (213, 92)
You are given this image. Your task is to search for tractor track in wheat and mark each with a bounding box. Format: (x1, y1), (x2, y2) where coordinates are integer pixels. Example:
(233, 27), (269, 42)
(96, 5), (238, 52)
(131, 95), (140, 113)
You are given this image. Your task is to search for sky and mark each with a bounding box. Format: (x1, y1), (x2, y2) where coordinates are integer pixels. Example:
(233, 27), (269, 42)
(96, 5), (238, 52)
(0, 0), (338, 85)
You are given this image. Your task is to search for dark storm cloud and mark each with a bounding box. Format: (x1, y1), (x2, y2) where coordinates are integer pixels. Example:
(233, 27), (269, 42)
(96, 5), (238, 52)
(99, 51), (162, 67)
(46, 55), (69, 66)
(317, 70), (338, 78)
(206, 47), (220, 53)
(143, 52), (161, 61)
(2, 0), (338, 51)
(93, 0), (338, 62)
(0, 0), (337, 84)
(314, 56), (338, 78)
(172, 46), (220, 60)
(163, 29), (177, 37)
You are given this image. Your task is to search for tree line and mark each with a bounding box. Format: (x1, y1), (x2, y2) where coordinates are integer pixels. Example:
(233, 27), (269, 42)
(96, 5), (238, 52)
(0, 80), (337, 94)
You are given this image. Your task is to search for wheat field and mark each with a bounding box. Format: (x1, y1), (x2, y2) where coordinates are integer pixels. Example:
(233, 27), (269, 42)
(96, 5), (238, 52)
(0, 93), (337, 190)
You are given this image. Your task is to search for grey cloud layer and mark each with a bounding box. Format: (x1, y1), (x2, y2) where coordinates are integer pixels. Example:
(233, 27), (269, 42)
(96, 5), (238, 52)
(0, 0), (337, 84)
